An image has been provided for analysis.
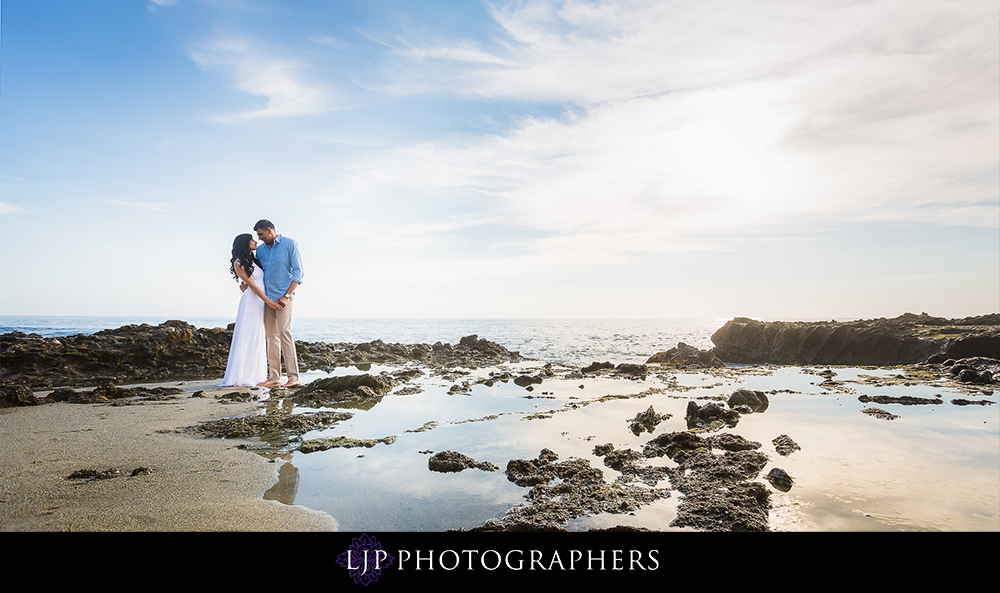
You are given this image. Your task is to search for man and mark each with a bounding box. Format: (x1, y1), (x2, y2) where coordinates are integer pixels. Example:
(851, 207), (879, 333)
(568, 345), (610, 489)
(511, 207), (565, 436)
(253, 219), (304, 387)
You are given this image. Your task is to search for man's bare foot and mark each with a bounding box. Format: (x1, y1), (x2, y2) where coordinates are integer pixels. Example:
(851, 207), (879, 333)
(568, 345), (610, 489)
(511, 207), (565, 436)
(257, 379), (280, 387)
(281, 380), (300, 387)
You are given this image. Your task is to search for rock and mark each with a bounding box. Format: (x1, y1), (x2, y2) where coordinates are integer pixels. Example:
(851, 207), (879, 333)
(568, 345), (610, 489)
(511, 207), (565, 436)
(727, 388), (769, 413)
(860, 407), (900, 420)
(705, 433), (761, 452)
(772, 434), (801, 456)
(298, 435), (397, 453)
(428, 451), (498, 473)
(581, 361), (614, 373)
(291, 373), (395, 408)
(0, 380), (43, 408)
(646, 342), (724, 368)
(197, 410), (353, 439)
(685, 401), (740, 431)
(513, 374), (544, 387)
(601, 448), (642, 471)
(628, 405), (670, 436)
(646, 430), (770, 532)
(711, 314), (1000, 365)
(765, 468), (794, 491)
(42, 384), (183, 404)
(0, 323), (526, 389)
(498, 449), (668, 528)
(857, 394), (943, 405)
(0, 321), (234, 389)
(615, 363), (648, 377)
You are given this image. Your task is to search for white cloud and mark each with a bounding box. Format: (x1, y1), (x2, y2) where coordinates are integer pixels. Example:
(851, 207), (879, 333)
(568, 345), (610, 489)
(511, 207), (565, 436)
(190, 37), (333, 121)
(105, 200), (171, 213)
(0, 202), (26, 215)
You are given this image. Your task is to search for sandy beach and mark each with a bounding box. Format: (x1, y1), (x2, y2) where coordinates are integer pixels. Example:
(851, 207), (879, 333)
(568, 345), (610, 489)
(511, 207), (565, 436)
(0, 386), (338, 532)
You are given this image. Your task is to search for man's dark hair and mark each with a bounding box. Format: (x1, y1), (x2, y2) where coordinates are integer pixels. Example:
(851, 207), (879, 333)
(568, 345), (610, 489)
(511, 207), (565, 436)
(254, 219), (275, 232)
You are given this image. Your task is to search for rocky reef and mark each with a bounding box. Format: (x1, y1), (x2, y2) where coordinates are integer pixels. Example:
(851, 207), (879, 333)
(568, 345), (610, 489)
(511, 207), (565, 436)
(0, 322), (525, 397)
(710, 313), (1000, 366)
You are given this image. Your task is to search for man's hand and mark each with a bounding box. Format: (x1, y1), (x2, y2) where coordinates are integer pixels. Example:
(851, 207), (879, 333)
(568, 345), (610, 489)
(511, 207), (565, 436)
(277, 296), (289, 308)
(240, 282), (248, 293)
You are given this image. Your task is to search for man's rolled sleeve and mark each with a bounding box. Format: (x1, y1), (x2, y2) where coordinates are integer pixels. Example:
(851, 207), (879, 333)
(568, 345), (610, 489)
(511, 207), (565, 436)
(287, 240), (304, 286)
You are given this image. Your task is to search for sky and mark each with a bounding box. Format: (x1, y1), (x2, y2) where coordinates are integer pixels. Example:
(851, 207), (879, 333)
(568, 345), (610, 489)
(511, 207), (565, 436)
(1, 0), (998, 320)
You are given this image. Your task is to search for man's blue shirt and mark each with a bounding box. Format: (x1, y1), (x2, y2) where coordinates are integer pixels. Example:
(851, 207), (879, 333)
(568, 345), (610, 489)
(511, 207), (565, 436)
(256, 234), (304, 301)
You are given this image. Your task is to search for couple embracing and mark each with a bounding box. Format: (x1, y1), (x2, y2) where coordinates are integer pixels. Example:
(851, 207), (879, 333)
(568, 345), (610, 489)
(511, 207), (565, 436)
(220, 219), (304, 388)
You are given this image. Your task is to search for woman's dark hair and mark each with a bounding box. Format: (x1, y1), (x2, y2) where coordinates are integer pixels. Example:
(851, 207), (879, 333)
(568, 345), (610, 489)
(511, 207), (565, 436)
(230, 233), (262, 281)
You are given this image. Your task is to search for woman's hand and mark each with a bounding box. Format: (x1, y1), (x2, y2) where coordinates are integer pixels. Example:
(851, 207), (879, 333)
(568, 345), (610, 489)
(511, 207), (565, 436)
(266, 299), (284, 311)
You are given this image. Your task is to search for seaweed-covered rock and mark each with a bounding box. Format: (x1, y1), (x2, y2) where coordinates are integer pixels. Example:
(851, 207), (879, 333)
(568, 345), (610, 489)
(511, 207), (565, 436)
(197, 410), (353, 439)
(291, 373), (396, 408)
(640, 429), (770, 531)
(500, 449), (668, 528)
(685, 400), (741, 431)
(44, 384), (183, 404)
(629, 405), (670, 435)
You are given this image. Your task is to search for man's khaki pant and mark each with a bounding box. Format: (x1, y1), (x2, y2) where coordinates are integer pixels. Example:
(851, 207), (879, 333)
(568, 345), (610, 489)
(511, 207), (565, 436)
(264, 296), (299, 383)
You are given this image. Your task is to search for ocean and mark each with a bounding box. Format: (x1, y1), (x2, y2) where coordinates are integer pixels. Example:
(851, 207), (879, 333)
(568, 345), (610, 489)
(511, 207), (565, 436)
(0, 316), (730, 368)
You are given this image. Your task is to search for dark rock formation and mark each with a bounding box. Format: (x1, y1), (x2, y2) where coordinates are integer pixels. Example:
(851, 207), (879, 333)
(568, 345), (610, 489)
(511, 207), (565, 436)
(643, 430), (771, 531)
(685, 400), (741, 431)
(0, 321), (233, 389)
(306, 334), (525, 369)
(499, 449), (668, 527)
(628, 405), (670, 435)
(197, 410), (353, 439)
(772, 434), (801, 456)
(290, 373), (396, 409)
(861, 407), (900, 420)
(940, 357), (999, 384)
(711, 313), (1000, 365)
(646, 342), (724, 368)
(1, 323), (525, 391)
(44, 384), (183, 404)
(857, 394), (943, 405)
(727, 388), (769, 413)
(765, 468), (794, 492)
(0, 380), (42, 408)
(427, 451), (498, 473)
(615, 363), (648, 378)
(581, 361), (614, 373)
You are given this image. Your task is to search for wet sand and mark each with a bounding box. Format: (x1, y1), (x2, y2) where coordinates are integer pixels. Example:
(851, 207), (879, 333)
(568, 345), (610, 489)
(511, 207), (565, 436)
(0, 387), (338, 532)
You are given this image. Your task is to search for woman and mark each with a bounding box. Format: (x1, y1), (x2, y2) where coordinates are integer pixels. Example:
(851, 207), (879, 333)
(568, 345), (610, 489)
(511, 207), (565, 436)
(220, 233), (283, 386)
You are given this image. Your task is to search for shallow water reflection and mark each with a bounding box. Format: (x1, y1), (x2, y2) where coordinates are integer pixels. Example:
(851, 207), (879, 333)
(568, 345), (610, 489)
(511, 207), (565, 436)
(263, 364), (998, 532)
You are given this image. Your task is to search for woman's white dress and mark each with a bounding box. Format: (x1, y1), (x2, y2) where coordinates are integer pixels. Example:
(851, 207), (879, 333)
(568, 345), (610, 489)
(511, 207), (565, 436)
(220, 264), (267, 386)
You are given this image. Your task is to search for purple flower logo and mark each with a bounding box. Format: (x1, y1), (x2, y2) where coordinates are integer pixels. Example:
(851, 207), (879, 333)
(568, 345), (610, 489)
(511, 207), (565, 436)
(336, 534), (395, 585)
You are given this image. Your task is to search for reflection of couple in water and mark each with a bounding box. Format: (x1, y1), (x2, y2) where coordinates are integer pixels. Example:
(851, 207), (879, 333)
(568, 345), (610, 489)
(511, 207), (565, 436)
(220, 219), (304, 388)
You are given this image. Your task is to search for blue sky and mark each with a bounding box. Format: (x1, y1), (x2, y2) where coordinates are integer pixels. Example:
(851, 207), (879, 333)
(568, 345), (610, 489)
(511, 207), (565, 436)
(1, 0), (998, 319)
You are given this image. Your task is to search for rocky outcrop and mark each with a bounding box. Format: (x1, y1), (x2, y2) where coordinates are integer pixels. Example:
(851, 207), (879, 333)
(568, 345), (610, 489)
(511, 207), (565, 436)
(710, 313), (1000, 365)
(305, 334), (525, 369)
(1, 322), (525, 390)
(646, 342), (724, 368)
(0, 321), (233, 389)
(427, 451), (498, 473)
